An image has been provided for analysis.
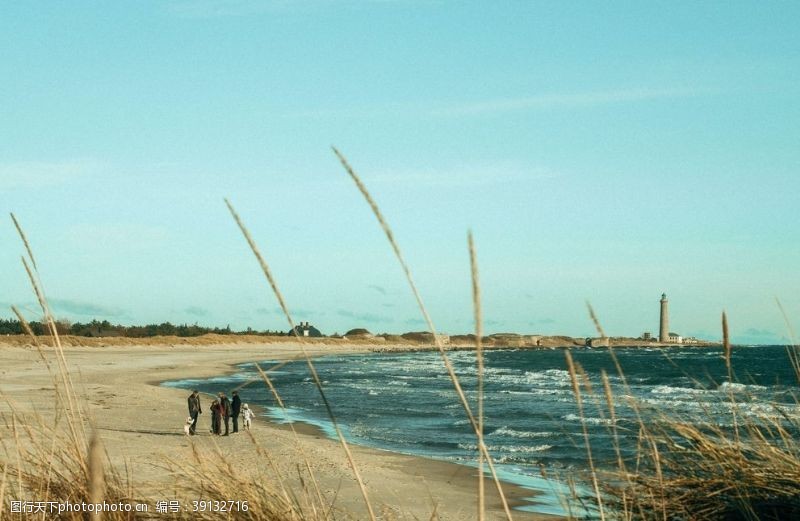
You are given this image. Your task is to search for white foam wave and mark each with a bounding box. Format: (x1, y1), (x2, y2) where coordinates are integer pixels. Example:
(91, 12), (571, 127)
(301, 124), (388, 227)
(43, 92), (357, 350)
(561, 413), (614, 425)
(650, 385), (709, 396)
(458, 443), (552, 453)
(490, 427), (554, 439)
(718, 382), (767, 392)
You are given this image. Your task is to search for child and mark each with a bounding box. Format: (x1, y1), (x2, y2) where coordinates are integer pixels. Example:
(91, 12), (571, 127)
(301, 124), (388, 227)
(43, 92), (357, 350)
(242, 403), (254, 431)
(183, 416), (193, 435)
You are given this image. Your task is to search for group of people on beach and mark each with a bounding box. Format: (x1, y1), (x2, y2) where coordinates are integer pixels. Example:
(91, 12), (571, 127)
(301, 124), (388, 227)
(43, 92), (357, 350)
(186, 390), (255, 435)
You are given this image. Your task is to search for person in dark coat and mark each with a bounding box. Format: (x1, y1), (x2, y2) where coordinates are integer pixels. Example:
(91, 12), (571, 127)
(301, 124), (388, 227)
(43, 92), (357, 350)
(231, 391), (241, 433)
(210, 399), (221, 435)
(219, 392), (231, 436)
(187, 390), (202, 435)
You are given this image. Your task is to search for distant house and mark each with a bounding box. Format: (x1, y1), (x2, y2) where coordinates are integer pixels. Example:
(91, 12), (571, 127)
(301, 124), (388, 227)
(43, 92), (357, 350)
(288, 322), (323, 338)
(668, 332), (683, 343)
(642, 332), (652, 340)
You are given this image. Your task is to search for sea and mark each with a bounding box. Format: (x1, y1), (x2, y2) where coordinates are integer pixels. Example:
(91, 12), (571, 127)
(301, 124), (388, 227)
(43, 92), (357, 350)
(163, 345), (799, 516)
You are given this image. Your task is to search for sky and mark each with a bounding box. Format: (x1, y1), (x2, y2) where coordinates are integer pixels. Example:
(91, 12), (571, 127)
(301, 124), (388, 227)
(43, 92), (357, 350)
(1, 1), (799, 344)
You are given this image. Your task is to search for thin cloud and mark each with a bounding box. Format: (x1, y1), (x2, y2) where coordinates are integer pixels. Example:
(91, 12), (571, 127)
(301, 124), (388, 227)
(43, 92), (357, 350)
(255, 306), (320, 317)
(337, 309), (393, 324)
(368, 284), (387, 295)
(0, 159), (104, 192)
(64, 223), (169, 251)
(743, 327), (775, 338)
(184, 306), (209, 317)
(371, 163), (560, 188)
(49, 298), (126, 318)
(286, 87), (711, 120)
(434, 87), (711, 117)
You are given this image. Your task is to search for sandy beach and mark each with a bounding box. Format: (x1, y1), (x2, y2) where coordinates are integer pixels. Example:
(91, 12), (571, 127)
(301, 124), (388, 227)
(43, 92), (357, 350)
(0, 339), (559, 520)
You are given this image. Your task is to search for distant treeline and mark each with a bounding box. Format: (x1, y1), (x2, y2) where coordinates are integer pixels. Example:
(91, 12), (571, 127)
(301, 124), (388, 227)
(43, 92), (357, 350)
(0, 318), (291, 338)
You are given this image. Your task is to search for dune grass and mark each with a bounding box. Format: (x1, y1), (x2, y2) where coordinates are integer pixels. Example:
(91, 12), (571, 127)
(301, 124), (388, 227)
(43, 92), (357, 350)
(2, 215), (139, 521)
(561, 308), (800, 520)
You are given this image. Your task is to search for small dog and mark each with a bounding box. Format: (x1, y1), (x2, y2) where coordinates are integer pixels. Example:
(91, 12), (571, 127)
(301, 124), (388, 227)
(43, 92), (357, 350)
(183, 416), (193, 435)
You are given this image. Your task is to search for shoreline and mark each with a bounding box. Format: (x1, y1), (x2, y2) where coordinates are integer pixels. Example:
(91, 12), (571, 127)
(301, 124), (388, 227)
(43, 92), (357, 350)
(157, 346), (562, 517)
(0, 333), (722, 351)
(0, 341), (561, 520)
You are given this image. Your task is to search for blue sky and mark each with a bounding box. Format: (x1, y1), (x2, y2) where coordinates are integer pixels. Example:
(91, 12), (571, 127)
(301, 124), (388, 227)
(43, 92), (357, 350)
(1, 1), (798, 343)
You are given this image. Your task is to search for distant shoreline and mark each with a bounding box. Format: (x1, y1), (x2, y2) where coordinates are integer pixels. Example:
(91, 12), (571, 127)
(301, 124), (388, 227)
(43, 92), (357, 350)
(0, 332), (722, 350)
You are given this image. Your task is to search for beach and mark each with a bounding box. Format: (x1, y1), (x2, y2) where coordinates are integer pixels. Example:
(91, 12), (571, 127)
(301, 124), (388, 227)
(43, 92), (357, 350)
(0, 339), (558, 520)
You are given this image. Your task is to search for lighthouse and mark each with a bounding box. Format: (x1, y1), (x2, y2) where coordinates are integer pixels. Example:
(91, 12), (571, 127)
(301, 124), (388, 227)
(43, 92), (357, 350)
(659, 293), (669, 342)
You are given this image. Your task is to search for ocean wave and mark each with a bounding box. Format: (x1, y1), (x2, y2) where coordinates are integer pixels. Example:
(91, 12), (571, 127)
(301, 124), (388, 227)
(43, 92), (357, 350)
(490, 427), (554, 439)
(458, 443), (553, 453)
(561, 413), (614, 425)
(639, 397), (706, 410)
(495, 452), (553, 464)
(718, 382), (768, 393)
(481, 367), (574, 388)
(650, 385), (710, 396)
(738, 401), (800, 420)
(500, 388), (570, 397)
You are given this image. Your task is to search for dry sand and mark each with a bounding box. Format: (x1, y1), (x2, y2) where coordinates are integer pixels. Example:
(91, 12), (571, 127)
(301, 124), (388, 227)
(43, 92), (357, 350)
(0, 340), (561, 520)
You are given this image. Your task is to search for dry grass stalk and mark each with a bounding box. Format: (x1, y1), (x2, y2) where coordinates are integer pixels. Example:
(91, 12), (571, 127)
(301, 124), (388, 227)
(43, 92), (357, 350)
(13, 223), (86, 454)
(586, 301), (607, 339)
(0, 462), (8, 521)
(722, 311), (742, 445)
(722, 311), (732, 378)
(333, 146), (514, 521)
(11, 416), (23, 503)
(225, 198), (376, 521)
(10, 212), (38, 271)
(564, 351), (606, 520)
(468, 231), (486, 521)
(10, 305), (43, 350)
(600, 371), (624, 467)
(88, 432), (106, 521)
(255, 363), (327, 518)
